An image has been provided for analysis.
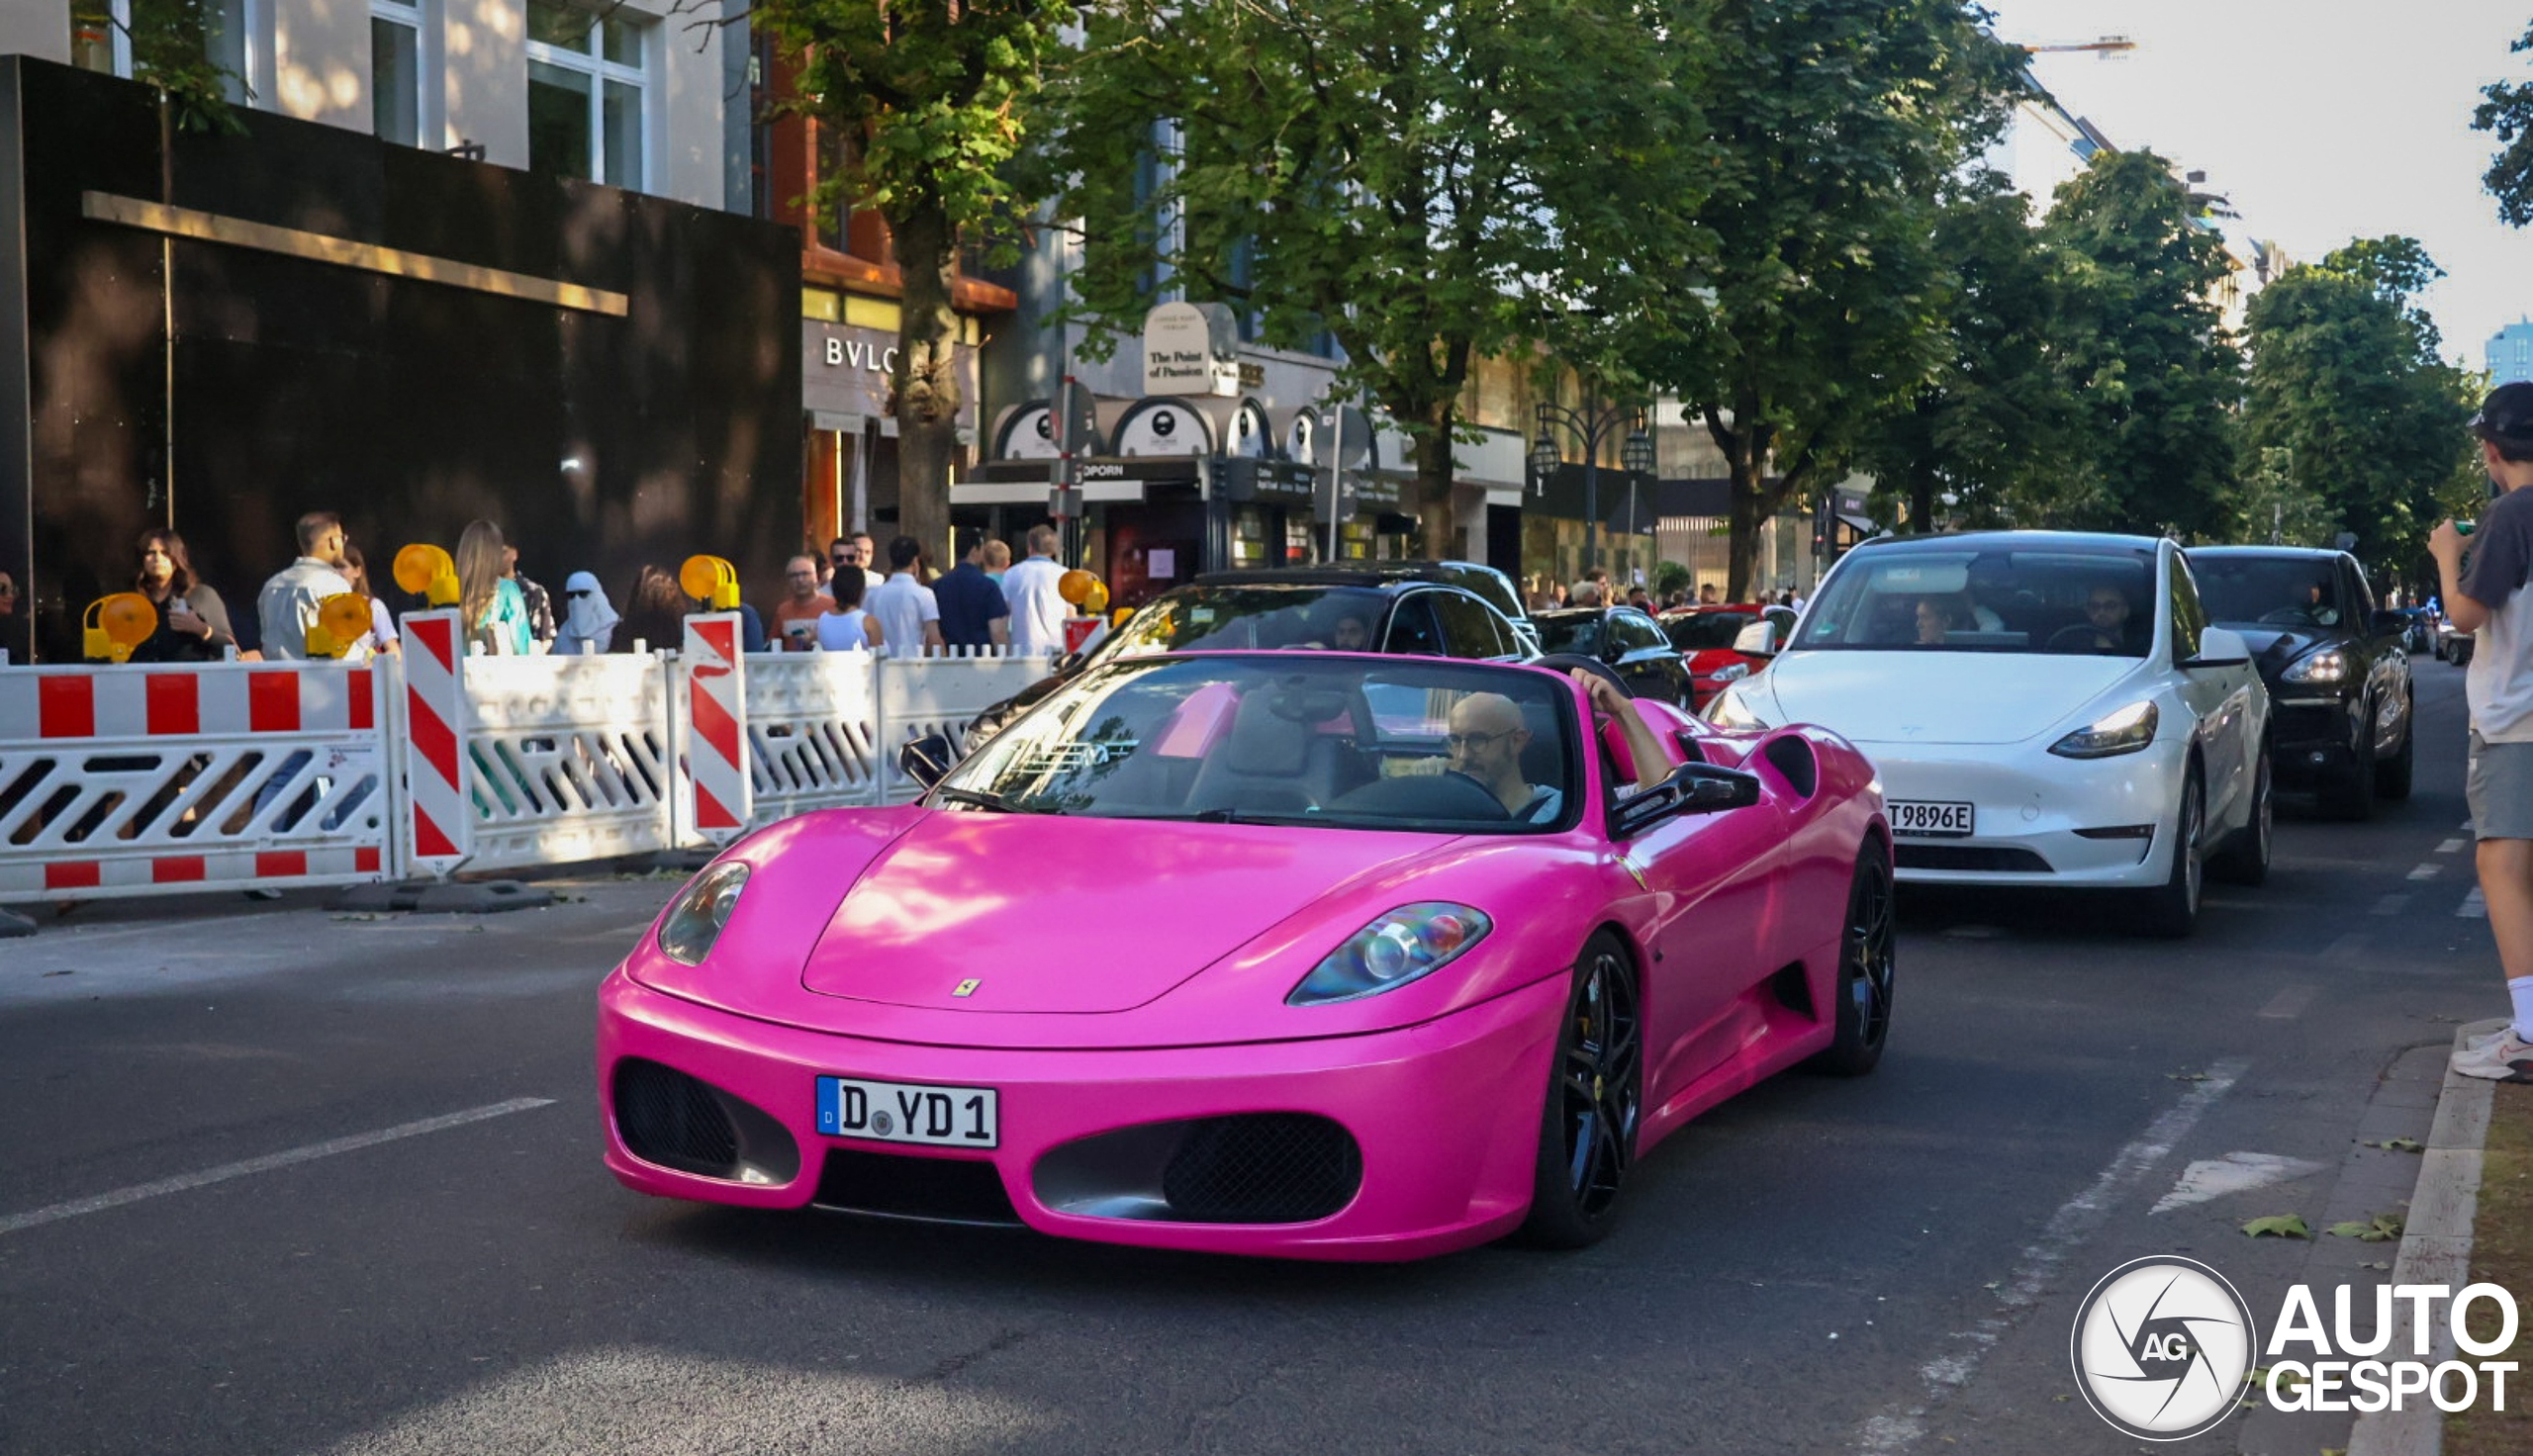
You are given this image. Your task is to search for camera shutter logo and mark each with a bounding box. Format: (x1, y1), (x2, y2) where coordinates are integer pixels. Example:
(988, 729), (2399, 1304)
(2069, 1256), (2257, 1440)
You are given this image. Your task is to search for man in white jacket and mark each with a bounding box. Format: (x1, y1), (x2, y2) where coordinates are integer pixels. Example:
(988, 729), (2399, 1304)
(1000, 524), (1070, 659)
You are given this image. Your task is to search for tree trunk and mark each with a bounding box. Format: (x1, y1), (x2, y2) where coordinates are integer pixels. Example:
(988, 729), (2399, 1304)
(890, 200), (961, 568)
(1908, 463), (1936, 535)
(1413, 419), (1456, 559)
(1726, 451), (1763, 603)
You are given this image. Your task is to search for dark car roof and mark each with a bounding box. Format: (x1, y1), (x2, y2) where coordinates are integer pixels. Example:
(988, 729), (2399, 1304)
(1195, 561), (1506, 589)
(2186, 546), (2352, 562)
(1849, 529), (2164, 554)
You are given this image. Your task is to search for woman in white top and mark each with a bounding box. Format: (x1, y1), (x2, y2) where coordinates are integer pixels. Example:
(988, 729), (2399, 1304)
(815, 571), (886, 652)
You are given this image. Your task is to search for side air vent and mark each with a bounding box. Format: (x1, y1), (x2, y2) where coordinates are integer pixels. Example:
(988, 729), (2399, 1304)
(1761, 735), (1818, 797)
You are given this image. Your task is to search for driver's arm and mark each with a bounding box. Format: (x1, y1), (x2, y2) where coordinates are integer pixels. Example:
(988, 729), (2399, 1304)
(1576, 672), (1670, 793)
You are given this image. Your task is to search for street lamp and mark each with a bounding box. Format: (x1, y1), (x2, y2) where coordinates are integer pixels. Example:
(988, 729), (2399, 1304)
(1533, 400), (1654, 576)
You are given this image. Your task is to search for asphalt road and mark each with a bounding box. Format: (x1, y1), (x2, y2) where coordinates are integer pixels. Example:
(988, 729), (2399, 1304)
(0, 663), (2505, 1456)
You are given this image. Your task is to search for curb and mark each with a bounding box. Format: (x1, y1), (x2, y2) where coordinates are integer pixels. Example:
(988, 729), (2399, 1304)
(2345, 1017), (2507, 1456)
(0, 906), (33, 939)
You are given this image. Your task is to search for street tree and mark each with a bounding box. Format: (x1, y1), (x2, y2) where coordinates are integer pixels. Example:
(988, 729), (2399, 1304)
(1859, 172), (2095, 534)
(1037, 0), (1712, 549)
(1615, 0), (2026, 598)
(2239, 236), (2475, 573)
(69, 0), (244, 130)
(2040, 149), (2243, 540)
(2231, 447), (2342, 549)
(744, 0), (1072, 556)
(2476, 23), (2533, 226)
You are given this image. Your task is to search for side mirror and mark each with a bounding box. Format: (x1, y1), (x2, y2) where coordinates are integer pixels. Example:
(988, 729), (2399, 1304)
(2184, 624), (2252, 670)
(1611, 760), (1764, 838)
(2372, 610), (2408, 638)
(1732, 619), (1779, 658)
(897, 734), (955, 789)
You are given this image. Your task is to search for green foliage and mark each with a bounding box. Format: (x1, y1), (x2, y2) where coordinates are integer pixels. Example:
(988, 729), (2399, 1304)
(2328, 1212), (2406, 1242)
(1616, 0), (2028, 597)
(2230, 447), (2342, 549)
(71, 0), (247, 133)
(2241, 1213), (2311, 1239)
(2477, 25), (2533, 228)
(2041, 150), (2244, 541)
(1652, 560), (1693, 599)
(2240, 236), (2474, 575)
(1037, 0), (1713, 538)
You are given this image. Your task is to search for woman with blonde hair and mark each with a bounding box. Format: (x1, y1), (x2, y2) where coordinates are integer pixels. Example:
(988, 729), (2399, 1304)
(454, 519), (531, 655)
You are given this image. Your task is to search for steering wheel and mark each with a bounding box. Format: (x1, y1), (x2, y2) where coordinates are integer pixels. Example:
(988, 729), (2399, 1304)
(1534, 652), (1634, 698)
(2046, 624), (2111, 652)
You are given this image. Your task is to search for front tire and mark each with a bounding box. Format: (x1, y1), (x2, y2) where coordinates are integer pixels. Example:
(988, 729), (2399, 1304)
(2377, 692), (2415, 800)
(2209, 746), (2272, 887)
(1809, 840), (1896, 1077)
(2321, 699), (2379, 821)
(1518, 932), (1643, 1249)
(2138, 765), (2205, 939)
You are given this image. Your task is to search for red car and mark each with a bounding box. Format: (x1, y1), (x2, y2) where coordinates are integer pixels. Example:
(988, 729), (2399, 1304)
(1660, 603), (1798, 710)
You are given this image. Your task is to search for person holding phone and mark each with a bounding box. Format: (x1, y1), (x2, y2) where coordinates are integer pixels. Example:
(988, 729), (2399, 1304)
(129, 528), (236, 663)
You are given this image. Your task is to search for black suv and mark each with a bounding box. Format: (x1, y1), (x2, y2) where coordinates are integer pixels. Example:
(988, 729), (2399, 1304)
(962, 565), (1532, 749)
(1533, 605), (1696, 706)
(2189, 546), (2415, 818)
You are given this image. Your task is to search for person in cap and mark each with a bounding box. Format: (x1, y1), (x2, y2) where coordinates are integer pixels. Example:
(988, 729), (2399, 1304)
(2434, 382), (2533, 1079)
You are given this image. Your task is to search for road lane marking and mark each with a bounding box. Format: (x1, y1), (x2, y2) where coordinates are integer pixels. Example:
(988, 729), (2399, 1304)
(2259, 984), (2318, 1018)
(2409, 864), (2443, 881)
(2150, 1151), (2328, 1214)
(0, 1097), (555, 1237)
(2441, 838), (2469, 855)
(2375, 893), (2413, 915)
(2461, 888), (2487, 919)
(1851, 1059), (2247, 1454)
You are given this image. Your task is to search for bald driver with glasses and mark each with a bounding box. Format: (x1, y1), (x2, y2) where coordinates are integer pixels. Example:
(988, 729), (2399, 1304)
(1447, 670), (1669, 822)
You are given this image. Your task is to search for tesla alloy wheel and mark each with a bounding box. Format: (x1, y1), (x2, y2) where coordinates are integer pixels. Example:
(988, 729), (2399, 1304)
(2209, 746), (2272, 887)
(1811, 840), (1896, 1077)
(2139, 766), (2205, 940)
(1519, 932), (1642, 1249)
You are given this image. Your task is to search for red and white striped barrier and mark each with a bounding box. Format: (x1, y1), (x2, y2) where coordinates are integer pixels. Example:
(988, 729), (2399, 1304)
(0, 661), (390, 903)
(683, 613), (751, 842)
(399, 610), (472, 877)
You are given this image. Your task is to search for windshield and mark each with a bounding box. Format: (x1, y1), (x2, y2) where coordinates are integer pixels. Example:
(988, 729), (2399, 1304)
(1536, 615), (1603, 657)
(1792, 545), (2156, 657)
(937, 656), (1580, 833)
(2193, 557), (2345, 629)
(1092, 587), (1390, 663)
(1663, 612), (1755, 651)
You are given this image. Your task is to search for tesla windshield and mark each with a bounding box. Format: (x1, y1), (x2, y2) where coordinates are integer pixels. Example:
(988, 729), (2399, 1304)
(936, 656), (1581, 832)
(2194, 557), (2345, 628)
(1792, 547), (2156, 657)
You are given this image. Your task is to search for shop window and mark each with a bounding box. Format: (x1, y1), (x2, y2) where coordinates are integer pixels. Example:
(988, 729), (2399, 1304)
(526, 0), (649, 190)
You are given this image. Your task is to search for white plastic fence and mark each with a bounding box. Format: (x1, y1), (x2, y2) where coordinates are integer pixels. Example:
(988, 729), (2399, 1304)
(0, 645), (1050, 904)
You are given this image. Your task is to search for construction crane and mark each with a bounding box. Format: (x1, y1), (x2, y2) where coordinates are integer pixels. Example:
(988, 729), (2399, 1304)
(2021, 36), (2136, 57)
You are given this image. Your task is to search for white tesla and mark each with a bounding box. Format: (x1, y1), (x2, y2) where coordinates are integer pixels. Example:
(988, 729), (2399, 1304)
(1705, 531), (2271, 936)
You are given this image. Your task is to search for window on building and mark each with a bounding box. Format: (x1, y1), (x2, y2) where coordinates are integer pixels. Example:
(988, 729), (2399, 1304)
(371, 0), (423, 145)
(526, 0), (648, 189)
(68, 0), (129, 75)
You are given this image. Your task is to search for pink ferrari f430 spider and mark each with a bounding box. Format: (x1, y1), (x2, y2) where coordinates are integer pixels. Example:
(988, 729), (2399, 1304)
(599, 652), (1890, 1260)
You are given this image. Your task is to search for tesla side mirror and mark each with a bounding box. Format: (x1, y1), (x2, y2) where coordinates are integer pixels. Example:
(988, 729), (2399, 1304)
(1732, 620), (1778, 658)
(2184, 625), (2252, 670)
(898, 734), (955, 789)
(1611, 761), (1763, 838)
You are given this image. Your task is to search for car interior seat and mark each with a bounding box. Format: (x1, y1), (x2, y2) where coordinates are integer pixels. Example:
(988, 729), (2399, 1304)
(1184, 687), (1369, 813)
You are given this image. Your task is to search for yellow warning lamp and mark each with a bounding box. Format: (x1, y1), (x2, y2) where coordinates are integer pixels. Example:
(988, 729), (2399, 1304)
(393, 543), (460, 606)
(1057, 569), (1096, 606)
(680, 555), (740, 610)
(82, 592), (158, 663)
(305, 592), (375, 659)
(1080, 580), (1110, 614)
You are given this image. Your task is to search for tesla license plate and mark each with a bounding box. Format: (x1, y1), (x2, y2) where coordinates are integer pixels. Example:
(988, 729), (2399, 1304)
(815, 1076), (999, 1148)
(1890, 800), (1976, 838)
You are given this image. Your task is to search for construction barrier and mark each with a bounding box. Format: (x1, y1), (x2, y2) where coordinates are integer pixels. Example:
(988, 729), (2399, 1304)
(0, 643), (1052, 904)
(0, 660), (389, 902)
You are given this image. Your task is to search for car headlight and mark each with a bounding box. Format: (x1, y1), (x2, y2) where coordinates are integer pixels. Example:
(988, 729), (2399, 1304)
(2048, 700), (2159, 759)
(1287, 903), (1492, 1006)
(1705, 687), (1769, 729)
(1709, 662), (1751, 683)
(2283, 648), (2348, 684)
(657, 862), (750, 965)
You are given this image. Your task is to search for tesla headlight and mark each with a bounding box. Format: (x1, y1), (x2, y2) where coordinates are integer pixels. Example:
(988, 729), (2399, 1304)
(2047, 700), (2159, 759)
(657, 862), (750, 965)
(2283, 648), (2348, 684)
(1705, 687), (1769, 730)
(1288, 903), (1492, 1006)
(1710, 662), (1751, 683)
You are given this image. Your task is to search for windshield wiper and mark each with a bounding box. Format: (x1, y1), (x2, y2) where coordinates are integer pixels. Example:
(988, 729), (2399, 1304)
(931, 786), (1047, 814)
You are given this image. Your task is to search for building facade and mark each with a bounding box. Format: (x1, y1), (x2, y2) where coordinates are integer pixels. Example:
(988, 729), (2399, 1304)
(2491, 319), (2533, 386)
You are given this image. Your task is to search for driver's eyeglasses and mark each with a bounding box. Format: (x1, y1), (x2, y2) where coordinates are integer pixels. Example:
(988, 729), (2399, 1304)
(1445, 730), (1514, 751)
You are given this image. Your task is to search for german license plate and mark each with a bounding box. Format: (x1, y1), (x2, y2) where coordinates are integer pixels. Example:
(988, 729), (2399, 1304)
(1890, 800), (1976, 838)
(815, 1076), (998, 1148)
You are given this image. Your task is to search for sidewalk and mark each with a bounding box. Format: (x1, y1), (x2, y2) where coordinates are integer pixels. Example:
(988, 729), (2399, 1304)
(2348, 1020), (2532, 1456)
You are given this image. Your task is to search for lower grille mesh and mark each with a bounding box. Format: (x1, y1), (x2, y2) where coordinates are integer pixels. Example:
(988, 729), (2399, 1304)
(1895, 844), (2054, 873)
(1161, 1114), (1361, 1224)
(614, 1058), (741, 1178)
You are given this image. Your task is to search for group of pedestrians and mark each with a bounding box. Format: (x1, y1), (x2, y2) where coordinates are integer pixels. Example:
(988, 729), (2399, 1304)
(771, 524), (1073, 660)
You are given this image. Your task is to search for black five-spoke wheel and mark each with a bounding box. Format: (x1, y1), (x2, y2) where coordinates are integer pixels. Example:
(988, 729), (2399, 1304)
(1812, 841), (1896, 1076)
(1520, 932), (1642, 1247)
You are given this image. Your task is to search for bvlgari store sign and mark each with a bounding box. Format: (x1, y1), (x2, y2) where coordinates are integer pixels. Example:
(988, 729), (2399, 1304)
(801, 320), (977, 434)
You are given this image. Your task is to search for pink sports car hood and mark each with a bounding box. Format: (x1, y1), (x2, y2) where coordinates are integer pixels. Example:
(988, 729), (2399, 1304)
(799, 812), (1448, 1014)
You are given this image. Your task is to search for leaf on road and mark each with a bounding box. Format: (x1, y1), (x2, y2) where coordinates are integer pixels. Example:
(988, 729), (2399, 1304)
(2328, 1213), (2405, 1242)
(2363, 1138), (2425, 1152)
(2242, 1214), (2311, 1238)
(2168, 1070), (2214, 1081)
